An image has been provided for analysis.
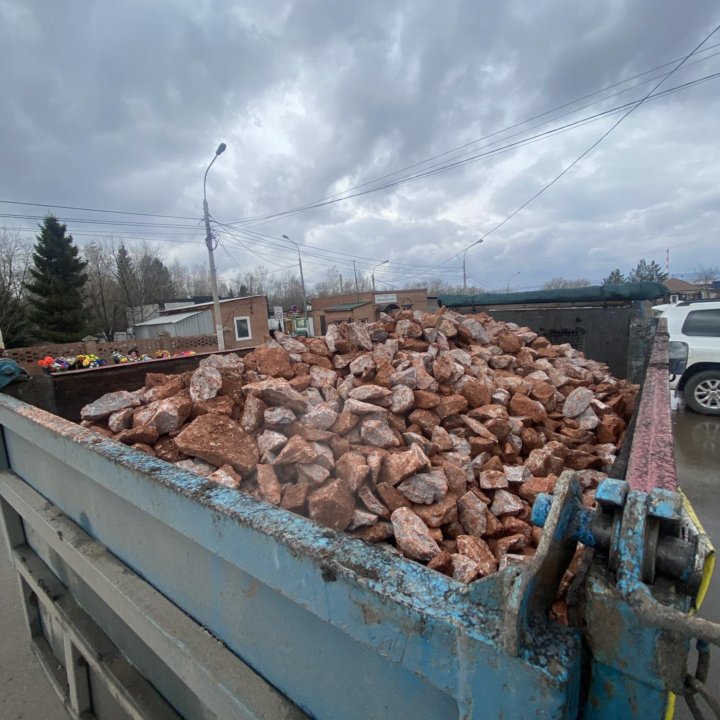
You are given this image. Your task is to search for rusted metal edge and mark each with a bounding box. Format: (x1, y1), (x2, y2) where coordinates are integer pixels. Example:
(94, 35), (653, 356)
(625, 319), (677, 492)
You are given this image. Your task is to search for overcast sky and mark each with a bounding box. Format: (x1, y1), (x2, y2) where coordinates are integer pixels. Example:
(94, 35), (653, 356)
(1, 1), (719, 294)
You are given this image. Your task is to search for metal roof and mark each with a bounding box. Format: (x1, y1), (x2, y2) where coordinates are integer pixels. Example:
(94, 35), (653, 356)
(134, 310), (207, 326)
(324, 301), (372, 312)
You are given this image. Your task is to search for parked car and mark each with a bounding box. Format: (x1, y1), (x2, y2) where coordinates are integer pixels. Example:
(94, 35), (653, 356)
(654, 300), (720, 414)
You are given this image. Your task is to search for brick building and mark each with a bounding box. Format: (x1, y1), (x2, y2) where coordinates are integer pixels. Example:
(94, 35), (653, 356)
(310, 288), (428, 334)
(155, 295), (269, 351)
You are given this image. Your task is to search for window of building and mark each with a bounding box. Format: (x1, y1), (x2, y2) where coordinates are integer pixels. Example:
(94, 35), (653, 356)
(234, 316), (252, 340)
(681, 309), (720, 337)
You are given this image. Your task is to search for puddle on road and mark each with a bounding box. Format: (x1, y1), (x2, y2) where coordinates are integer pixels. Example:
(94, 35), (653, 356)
(673, 410), (720, 478)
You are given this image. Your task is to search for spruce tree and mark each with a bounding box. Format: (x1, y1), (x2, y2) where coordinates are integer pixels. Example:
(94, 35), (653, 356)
(602, 269), (626, 285)
(628, 259), (669, 283)
(26, 216), (88, 342)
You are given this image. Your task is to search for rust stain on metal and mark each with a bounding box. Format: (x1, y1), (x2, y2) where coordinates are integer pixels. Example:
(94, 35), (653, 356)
(626, 321), (677, 493)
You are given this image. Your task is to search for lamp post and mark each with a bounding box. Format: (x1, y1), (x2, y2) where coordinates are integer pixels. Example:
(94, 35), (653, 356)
(203, 142), (227, 352)
(505, 271), (521, 293)
(282, 234), (308, 332)
(371, 259), (389, 291)
(462, 239), (484, 293)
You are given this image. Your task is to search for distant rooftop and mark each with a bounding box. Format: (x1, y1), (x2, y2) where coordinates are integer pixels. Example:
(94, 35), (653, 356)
(135, 310), (207, 326)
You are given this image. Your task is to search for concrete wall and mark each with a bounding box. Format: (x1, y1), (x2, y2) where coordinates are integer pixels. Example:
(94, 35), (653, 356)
(479, 303), (647, 379)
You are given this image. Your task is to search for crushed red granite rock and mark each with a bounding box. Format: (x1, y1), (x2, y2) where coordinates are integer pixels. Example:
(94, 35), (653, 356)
(81, 309), (638, 587)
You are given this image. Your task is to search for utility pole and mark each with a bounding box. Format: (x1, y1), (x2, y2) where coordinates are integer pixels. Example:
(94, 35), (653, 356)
(203, 142), (227, 352)
(353, 260), (360, 301)
(340, 275), (343, 293)
(282, 235), (308, 332)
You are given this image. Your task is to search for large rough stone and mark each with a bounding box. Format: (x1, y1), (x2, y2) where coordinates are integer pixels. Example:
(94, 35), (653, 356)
(253, 346), (294, 379)
(144, 375), (185, 403)
(335, 452), (370, 491)
(478, 470), (508, 490)
(508, 393), (548, 423)
(257, 430), (288, 455)
(380, 445), (430, 486)
(358, 486), (390, 518)
(345, 398), (388, 415)
(81, 391), (141, 421)
(274, 331), (307, 354)
(308, 479), (356, 531)
(302, 403), (339, 430)
(256, 464), (282, 505)
(208, 465), (242, 489)
(450, 553), (480, 583)
(175, 458), (216, 477)
(244, 378), (308, 413)
(390, 384), (415, 414)
(116, 425), (159, 446)
(134, 396), (193, 435)
(264, 407), (297, 428)
(190, 366), (223, 403)
(348, 384), (393, 405)
(108, 407), (133, 433)
(175, 415), (259, 477)
(274, 435), (319, 465)
(397, 470), (448, 505)
(241, 394), (266, 433)
(296, 463), (331, 486)
(457, 492), (489, 537)
(490, 489), (525, 517)
(193, 395), (234, 417)
(360, 419), (400, 448)
(456, 535), (498, 577)
(391, 507), (440, 561)
(458, 318), (490, 344)
(309, 365), (337, 389)
(563, 387), (595, 418)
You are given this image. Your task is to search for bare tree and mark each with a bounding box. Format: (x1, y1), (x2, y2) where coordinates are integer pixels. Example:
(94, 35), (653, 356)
(541, 277), (592, 290)
(0, 227), (32, 346)
(692, 266), (719, 287)
(84, 242), (126, 340)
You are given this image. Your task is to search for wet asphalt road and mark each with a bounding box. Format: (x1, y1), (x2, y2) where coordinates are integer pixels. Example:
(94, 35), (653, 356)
(673, 410), (720, 720)
(0, 410), (718, 719)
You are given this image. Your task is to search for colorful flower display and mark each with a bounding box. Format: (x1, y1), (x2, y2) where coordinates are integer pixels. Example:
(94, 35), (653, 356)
(37, 349), (197, 373)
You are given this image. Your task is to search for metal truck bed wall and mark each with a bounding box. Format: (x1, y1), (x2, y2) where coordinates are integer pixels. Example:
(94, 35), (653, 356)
(2, 320), (714, 720)
(0, 394), (581, 720)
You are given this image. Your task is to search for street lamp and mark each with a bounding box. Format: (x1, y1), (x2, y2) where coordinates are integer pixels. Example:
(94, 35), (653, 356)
(203, 142), (227, 351)
(282, 234), (308, 333)
(462, 239), (484, 293)
(505, 271), (521, 294)
(371, 259), (389, 291)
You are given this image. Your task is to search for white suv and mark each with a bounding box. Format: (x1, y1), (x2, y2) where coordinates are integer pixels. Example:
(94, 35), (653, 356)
(656, 300), (720, 415)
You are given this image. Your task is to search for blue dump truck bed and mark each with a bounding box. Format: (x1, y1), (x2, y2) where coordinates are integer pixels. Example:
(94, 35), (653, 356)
(0, 320), (717, 720)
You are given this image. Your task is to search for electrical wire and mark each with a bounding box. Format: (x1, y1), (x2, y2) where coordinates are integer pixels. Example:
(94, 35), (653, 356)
(222, 50), (720, 228)
(399, 22), (720, 284)
(213, 217), (464, 273)
(0, 198), (201, 221)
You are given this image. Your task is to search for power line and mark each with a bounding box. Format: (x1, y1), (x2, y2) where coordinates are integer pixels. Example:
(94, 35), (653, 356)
(217, 69), (720, 231)
(0, 199), (201, 222)
(400, 22), (720, 284)
(213, 218), (465, 274)
(221, 47), (720, 228)
(3, 43), (719, 242)
(0, 212), (202, 231)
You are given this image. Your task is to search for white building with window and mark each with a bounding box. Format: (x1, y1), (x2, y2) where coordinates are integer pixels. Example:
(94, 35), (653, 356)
(133, 295), (268, 351)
